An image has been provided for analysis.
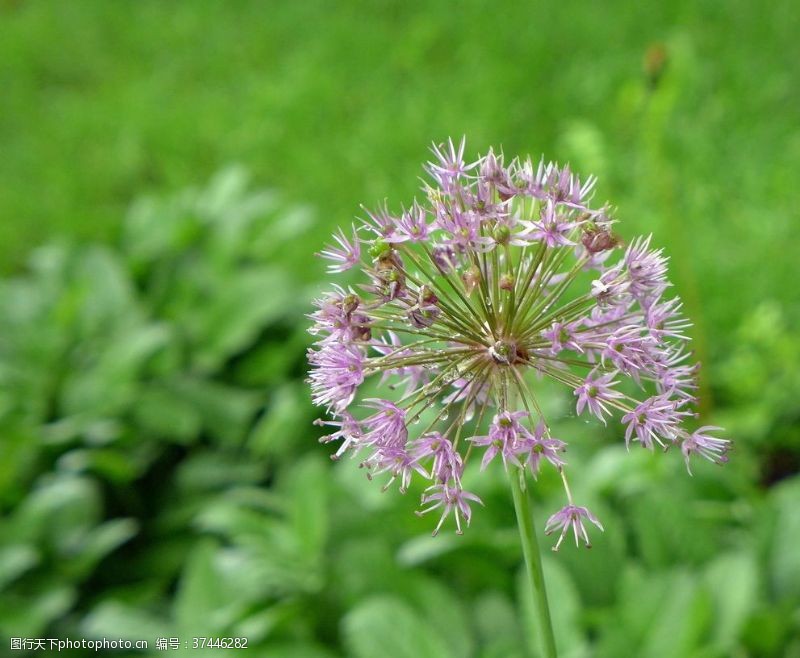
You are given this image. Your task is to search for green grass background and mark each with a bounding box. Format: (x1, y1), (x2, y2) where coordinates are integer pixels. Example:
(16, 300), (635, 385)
(0, 1), (798, 657)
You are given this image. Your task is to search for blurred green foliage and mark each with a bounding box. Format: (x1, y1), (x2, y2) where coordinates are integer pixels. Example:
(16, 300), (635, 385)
(0, 1), (798, 657)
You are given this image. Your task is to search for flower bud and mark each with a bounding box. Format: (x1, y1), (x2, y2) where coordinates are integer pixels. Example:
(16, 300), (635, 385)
(378, 267), (405, 300)
(581, 225), (619, 254)
(499, 273), (515, 291)
(341, 293), (360, 315)
(432, 245), (456, 272)
(369, 238), (392, 260)
(463, 265), (481, 294)
(644, 42), (668, 88)
(418, 285), (438, 305)
(409, 306), (439, 328)
(489, 339), (517, 364)
(493, 223), (511, 245)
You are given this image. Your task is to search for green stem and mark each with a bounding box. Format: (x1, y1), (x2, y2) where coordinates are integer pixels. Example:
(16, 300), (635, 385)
(509, 467), (558, 658)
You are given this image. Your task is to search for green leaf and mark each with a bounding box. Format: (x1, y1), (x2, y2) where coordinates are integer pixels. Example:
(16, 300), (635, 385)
(596, 566), (711, 658)
(769, 475), (800, 601)
(260, 644), (338, 658)
(57, 447), (147, 483)
(0, 544), (39, 589)
(248, 382), (310, 458)
(0, 425), (41, 506)
(396, 534), (462, 567)
(81, 600), (170, 641)
(69, 518), (139, 578)
(473, 591), (525, 658)
(173, 539), (240, 636)
(331, 538), (399, 604)
(704, 550), (759, 649)
(518, 558), (588, 658)
(639, 570), (711, 658)
(231, 602), (301, 645)
(60, 322), (170, 418)
(402, 576), (475, 658)
(162, 376), (261, 445)
(628, 483), (718, 568)
(11, 475), (100, 549)
(133, 384), (203, 443)
(0, 587), (76, 638)
(741, 605), (795, 657)
(177, 452), (266, 492)
(67, 245), (139, 330)
(189, 266), (294, 372)
(285, 455), (329, 562)
(342, 595), (455, 658)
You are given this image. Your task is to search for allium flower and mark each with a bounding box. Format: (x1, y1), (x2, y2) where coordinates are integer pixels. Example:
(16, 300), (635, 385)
(308, 138), (730, 545)
(680, 425), (730, 474)
(307, 342), (364, 411)
(316, 225), (361, 273)
(314, 411), (362, 460)
(517, 422), (567, 477)
(522, 199), (576, 247)
(469, 411), (531, 471)
(574, 370), (624, 423)
(416, 483), (483, 535)
(545, 504), (604, 550)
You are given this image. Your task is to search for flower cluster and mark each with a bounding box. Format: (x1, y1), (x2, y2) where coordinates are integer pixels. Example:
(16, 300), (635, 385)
(308, 138), (730, 547)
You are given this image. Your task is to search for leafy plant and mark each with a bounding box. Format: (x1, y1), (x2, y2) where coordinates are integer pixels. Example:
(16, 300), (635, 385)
(0, 170), (797, 656)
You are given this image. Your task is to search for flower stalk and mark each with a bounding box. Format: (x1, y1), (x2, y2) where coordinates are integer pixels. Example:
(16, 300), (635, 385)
(510, 467), (558, 658)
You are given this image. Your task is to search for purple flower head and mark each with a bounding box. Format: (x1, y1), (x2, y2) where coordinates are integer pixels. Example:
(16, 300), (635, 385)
(545, 505), (604, 551)
(656, 358), (700, 402)
(600, 325), (659, 377)
(360, 202), (398, 239)
(314, 412), (362, 460)
(317, 225), (361, 273)
(416, 483), (483, 536)
(426, 137), (477, 191)
(431, 244), (457, 272)
(574, 370), (624, 423)
(362, 445), (427, 493)
(541, 320), (584, 355)
(478, 146), (505, 181)
(387, 202), (431, 244)
(552, 165), (596, 208)
(507, 156), (537, 196)
(581, 220), (619, 256)
(372, 331), (430, 396)
(309, 138), (728, 541)
(625, 236), (670, 302)
(516, 422), (567, 476)
(522, 200), (576, 248)
(468, 410), (529, 471)
(522, 161), (596, 209)
(361, 398), (408, 448)
(365, 249), (408, 302)
(680, 426), (731, 474)
(591, 264), (631, 307)
(307, 342), (364, 412)
(309, 287), (371, 344)
(622, 394), (684, 449)
(407, 285), (441, 328)
(435, 204), (494, 252)
(411, 432), (463, 484)
(645, 296), (691, 341)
